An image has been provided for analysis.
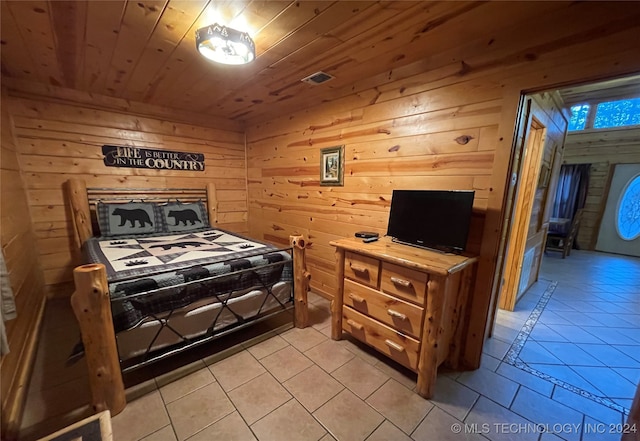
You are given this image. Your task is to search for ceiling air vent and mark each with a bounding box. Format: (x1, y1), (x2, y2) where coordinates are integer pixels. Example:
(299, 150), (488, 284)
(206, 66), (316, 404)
(301, 71), (335, 85)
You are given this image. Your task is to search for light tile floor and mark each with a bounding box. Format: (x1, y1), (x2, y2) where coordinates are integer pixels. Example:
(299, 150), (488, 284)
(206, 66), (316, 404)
(518, 250), (640, 413)
(20, 250), (639, 441)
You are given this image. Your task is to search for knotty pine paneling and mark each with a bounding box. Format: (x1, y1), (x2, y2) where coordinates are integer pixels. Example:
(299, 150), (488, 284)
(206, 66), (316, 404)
(2, 1), (639, 123)
(528, 93), (568, 238)
(247, 15), (640, 369)
(0, 0), (638, 378)
(246, 76), (501, 299)
(0, 88), (46, 441)
(6, 93), (247, 295)
(563, 126), (640, 249)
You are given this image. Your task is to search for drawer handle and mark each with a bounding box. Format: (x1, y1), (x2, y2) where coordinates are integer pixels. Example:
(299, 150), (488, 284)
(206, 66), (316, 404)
(348, 293), (365, 303)
(390, 276), (412, 288)
(387, 309), (407, 320)
(350, 264), (369, 274)
(346, 319), (364, 331)
(384, 339), (405, 353)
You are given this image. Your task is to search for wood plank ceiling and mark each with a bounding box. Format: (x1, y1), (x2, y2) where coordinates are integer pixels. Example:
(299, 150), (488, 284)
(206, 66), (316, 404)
(3, 1), (640, 124)
(557, 74), (640, 106)
(0, 0), (436, 123)
(0, 0), (542, 124)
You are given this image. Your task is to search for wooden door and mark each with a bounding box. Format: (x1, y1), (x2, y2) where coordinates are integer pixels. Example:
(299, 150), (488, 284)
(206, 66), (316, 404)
(499, 114), (546, 311)
(498, 93), (568, 311)
(486, 96), (531, 333)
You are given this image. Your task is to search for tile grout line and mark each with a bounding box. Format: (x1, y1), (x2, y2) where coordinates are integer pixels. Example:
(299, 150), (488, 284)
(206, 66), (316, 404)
(205, 356), (261, 441)
(501, 279), (556, 364)
(501, 280), (630, 416)
(361, 419), (386, 441)
(203, 329), (334, 439)
(216, 333), (345, 440)
(153, 377), (182, 441)
(409, 402), (437, 439)
(251, 346), (340, 436)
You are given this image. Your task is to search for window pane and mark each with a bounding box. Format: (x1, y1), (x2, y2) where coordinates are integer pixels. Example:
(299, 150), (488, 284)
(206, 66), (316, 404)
(616, 174), (640, 241)
(568, 104), (590, 131)
(594, 97), (640, 129)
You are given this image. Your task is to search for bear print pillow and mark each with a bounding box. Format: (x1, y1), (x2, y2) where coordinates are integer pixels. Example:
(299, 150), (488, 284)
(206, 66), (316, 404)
(97, 202), (164, 237)
(160, 201), (210, 233)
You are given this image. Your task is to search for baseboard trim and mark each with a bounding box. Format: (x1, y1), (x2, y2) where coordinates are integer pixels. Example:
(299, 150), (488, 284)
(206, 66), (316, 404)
(1, 296), (47, 441)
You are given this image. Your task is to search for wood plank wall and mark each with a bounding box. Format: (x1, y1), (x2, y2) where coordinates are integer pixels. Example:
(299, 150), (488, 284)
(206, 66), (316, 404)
(522, 93), (568, 293)
(246, 4), (640, 368)
(563, 126), (640, 249)
(246, 80), (498, 298)
(0, 0), (637, 391)
(528, 94), (568, 238)
(4, 89), (247, 297)
(0, 87), (47, 440)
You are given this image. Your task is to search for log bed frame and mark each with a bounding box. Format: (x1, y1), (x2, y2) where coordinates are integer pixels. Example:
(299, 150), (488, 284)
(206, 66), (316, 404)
(65, 178), (310, 416)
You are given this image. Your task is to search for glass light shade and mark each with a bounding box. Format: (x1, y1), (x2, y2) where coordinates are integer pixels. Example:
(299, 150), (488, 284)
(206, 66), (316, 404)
(196, 24), (255, 65)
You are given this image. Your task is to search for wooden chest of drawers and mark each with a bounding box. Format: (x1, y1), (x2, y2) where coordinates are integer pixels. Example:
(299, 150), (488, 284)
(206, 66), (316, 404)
(330, 237), (477, 398)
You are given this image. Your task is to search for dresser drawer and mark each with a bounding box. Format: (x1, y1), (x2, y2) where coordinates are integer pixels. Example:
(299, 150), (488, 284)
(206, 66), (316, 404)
(343, 279), (424, 339)
(342, 306), (419, 371)
(380, 262), (427, 305)
(344, 252), (380, 289)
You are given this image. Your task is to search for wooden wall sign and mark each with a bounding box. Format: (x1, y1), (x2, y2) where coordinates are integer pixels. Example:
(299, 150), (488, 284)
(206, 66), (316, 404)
(102, 146), (205, 171)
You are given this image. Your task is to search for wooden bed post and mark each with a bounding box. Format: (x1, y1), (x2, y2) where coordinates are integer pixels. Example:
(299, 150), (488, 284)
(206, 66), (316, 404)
(290, 235), (310, 328)
(70, 264), (126, 416)
(206, 183), (218, 224)
(66, 179), (93, 249)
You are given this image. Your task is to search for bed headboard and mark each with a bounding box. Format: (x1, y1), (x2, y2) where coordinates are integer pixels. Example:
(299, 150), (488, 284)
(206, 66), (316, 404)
(65, 179), (218, 249)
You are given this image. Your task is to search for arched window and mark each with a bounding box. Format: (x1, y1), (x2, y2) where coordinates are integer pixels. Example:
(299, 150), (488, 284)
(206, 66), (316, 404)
(616, 174), (640, 240)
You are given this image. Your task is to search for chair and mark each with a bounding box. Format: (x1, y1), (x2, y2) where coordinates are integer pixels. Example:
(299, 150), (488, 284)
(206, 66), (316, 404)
(545, 209), (584, 258)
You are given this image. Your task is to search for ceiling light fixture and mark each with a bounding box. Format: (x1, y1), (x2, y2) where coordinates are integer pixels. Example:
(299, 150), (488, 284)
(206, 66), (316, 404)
(196, 23), (255, 65)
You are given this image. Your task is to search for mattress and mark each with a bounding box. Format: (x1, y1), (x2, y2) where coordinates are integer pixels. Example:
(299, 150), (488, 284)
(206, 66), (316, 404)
(83, 229), (293, 332)
(116, 281), (292, 361)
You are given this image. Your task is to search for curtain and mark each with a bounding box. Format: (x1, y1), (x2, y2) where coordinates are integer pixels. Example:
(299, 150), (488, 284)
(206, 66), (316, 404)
(1, 249), (17, 356)
(550, 164), (590, 234)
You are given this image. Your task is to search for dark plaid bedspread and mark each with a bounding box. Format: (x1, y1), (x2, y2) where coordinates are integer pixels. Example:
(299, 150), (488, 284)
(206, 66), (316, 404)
(83, 229), (292, 332)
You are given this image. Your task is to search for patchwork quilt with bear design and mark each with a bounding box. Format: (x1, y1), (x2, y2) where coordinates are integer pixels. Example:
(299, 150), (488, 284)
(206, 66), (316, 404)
(84, 229), (273, 281)
(83, 229), (292, 331)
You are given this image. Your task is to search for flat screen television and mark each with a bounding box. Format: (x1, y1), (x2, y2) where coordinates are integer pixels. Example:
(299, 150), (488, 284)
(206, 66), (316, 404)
(386, 190), (475, 253)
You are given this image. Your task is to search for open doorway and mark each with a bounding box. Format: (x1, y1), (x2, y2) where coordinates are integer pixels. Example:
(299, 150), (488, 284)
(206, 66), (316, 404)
(489, 73), (640, 416)
(497, 74), (640, 311)
(497, 92), (567, 312)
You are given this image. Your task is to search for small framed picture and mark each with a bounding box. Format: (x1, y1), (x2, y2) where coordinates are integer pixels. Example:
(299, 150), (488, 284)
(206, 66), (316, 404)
(320, 145), (344, 186)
